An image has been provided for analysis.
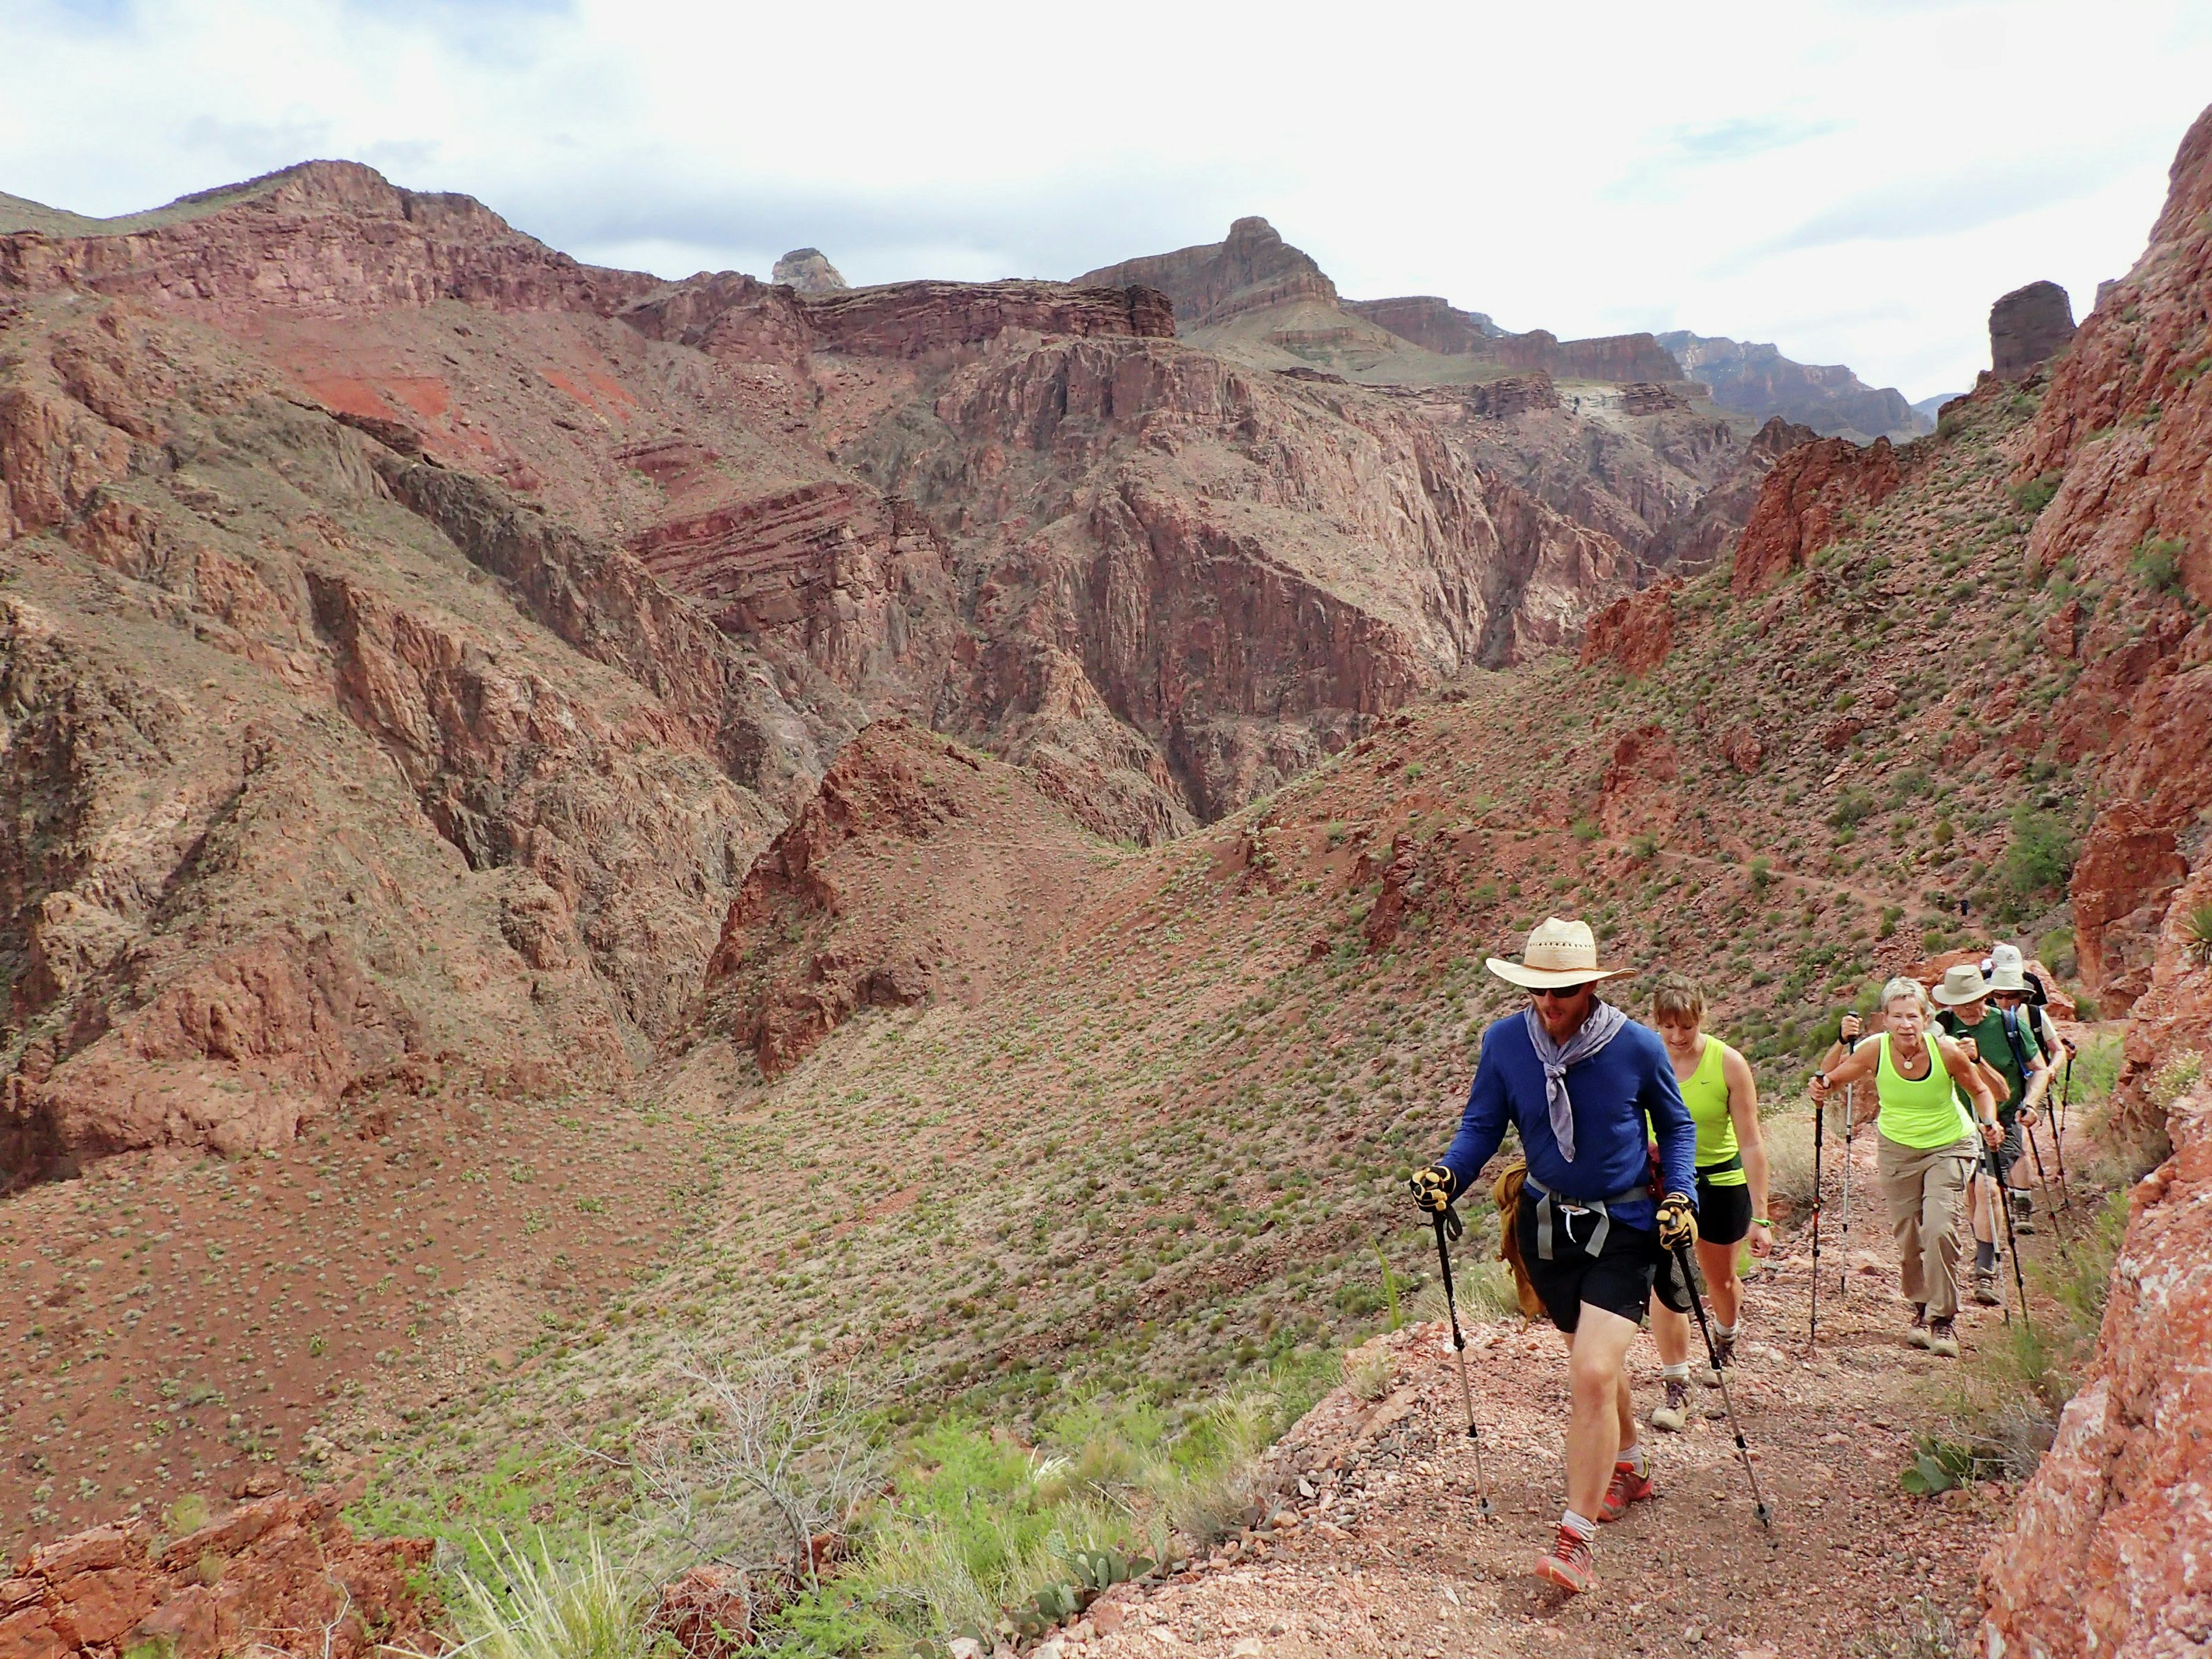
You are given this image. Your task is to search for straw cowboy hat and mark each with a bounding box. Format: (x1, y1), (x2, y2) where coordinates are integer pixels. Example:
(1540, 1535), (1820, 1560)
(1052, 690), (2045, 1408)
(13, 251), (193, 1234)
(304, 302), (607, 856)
(1931, 961), (1994, 1006)
(1486, 917), (1631, 990)
(1983, 943), (2031, 994)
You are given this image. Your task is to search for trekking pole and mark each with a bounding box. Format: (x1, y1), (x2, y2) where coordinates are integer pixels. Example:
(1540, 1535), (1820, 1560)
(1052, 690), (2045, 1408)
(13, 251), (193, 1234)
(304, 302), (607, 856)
(1808, 1089), (1825, 1348)
(1986, 1140), (2032, 1336)
(1429, 1209), (1495, 1520)
(1838, 1084), (1854, 1299)
(1676, 1241), (1773, 1528)
(2021, 1116), (2073, 1262)
(2052, 1047), (2075, 1211)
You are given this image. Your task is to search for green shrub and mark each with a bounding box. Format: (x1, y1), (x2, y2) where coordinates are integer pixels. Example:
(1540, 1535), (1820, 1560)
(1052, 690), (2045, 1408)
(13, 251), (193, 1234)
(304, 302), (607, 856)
(2008, 472), (2063, 517)
(1571, 817), (1601, 844)
(395, 1532), (648, 1659)
(2131, 534), (2188, 595)
(1830, 787), (1877, 830)
(2182, 902), (2212, 969)
(1993, 804), (2076, 912)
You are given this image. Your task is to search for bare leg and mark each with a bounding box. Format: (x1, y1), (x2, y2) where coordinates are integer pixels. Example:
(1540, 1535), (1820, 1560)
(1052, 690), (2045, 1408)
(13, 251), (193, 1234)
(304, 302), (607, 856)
(1650, 1302), (1692, 1367)
(1695, 1236), (1741, 1331)
(1560, 1305), (1641, 1520)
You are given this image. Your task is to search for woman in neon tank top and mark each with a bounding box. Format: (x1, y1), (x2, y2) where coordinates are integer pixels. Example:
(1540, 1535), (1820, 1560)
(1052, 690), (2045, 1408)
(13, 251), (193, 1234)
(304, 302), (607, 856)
(1643, 976), (1769, 1433)
(1812, 976), (1999, 1357)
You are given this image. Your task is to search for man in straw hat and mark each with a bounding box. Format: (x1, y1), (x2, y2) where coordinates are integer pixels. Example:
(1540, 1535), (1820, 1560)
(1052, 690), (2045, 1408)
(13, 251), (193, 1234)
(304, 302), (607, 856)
(1409, 918), (1697, 1596)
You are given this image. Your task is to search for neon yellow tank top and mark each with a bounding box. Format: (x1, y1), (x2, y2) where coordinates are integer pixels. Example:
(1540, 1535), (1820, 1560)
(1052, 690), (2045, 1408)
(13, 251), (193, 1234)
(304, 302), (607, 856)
(1876, 1033), (1975, 1150)
(1680, 1037), (1747, 1186)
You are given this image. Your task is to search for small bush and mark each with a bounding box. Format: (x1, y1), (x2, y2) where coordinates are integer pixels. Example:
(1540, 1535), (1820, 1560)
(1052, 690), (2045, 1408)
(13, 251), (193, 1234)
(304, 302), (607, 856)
(2131, 534), (2188, 595)
(2150, 1049), (2205, 1109)
(397, 1532), (648, 1659)
(2181, 902), (2212, 969)
(1571, 817), (1601, 844)
(2008, 472), (2063, 517)
(1993, 804), (2075, 912)
(1343, 1346), (1393, 1403)
(1830, 787), (1877, 830)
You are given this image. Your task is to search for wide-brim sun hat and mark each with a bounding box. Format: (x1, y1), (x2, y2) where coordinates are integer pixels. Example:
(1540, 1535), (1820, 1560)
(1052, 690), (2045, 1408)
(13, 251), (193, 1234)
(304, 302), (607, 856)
(1932, 961), (1994, 1006)
(1983, 943), (2030, 994)
(1485, 916), (1631, 990)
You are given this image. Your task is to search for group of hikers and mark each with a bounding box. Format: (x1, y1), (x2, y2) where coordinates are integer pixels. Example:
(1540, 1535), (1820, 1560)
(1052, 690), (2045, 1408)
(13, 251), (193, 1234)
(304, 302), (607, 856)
(1408, 916), (2066, 1596)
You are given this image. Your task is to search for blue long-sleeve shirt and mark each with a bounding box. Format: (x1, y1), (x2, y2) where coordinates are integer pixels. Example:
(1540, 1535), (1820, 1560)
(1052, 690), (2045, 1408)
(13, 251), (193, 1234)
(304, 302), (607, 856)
(1440, 1012), (1696, 1228)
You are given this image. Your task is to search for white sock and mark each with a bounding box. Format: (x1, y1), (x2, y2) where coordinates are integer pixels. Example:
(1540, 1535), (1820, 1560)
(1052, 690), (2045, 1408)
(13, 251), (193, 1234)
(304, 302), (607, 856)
(1618, 1441), (1648, 1476)
(1715, 1320), (1738, 1340)
(1561, 1509), (1596, 1541)
(1661, 1362), (1692, 1381)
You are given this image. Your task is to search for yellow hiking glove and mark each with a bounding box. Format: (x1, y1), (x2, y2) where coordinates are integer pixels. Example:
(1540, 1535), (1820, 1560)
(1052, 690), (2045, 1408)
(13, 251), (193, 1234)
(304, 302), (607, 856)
(1408, 1163), (1457, 1214)
(1656, 1192), (1698, 1252)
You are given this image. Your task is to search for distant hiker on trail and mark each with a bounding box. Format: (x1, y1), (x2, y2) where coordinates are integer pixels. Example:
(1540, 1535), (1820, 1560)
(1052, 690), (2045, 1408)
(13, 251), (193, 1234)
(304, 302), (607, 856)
(1408, 918), (1696, 1597)
(1813, 976), (2000, 1357)
(1931, 960), (2049, 1301)
(1643, 976), (1769, 1433)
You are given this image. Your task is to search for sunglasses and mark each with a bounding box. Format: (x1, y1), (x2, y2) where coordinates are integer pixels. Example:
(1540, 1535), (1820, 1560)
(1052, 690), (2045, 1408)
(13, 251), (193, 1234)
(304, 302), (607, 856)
(1528, 986), (1588, 1001)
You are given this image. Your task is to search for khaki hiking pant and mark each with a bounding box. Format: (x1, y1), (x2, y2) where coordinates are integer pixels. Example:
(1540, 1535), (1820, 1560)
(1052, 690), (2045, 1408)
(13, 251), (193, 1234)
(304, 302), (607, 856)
(1877, 1133), (1976, 1320)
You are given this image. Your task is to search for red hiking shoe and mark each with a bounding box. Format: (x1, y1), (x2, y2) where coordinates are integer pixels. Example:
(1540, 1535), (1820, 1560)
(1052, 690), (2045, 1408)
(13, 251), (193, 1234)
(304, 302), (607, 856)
(1598, 1459), (1656, 1521)
(1534, 1524), (1596, 1594)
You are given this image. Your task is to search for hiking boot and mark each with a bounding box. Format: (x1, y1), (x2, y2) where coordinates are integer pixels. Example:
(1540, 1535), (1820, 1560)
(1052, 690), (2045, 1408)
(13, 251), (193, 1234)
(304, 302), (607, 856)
(1907, 1306), (1931, 1349)
(1928, 1316), (1960, 1358)
(1598, 1459), (1655, 1522)
(1650, 1378), (1691, 1433)
(1533, 1525), (1596, 1595)
(1702, 1328), (1736, 1385)
(1972, 1268), (2003, 1307)
(2010, 1191), (2037, 1233)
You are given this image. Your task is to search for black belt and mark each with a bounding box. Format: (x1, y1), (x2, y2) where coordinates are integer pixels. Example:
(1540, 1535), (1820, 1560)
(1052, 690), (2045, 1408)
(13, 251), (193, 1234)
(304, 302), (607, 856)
(1695, 1153), (1744, 1179)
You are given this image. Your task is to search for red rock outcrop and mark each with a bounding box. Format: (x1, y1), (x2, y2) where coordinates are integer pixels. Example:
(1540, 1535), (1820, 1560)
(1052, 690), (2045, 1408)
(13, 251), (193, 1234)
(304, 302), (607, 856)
(1340, 295), (1499, 354)
(0, 160), (653, 320)
(701, 720), (1103, 1077)
(1980, 1082), (2212, 1658)
(650, 1564), (755, 1656)
(1580, 581), (1676, 675)
(1730, 432), (1901, 593)
(1480, 329), (1683, 384)
(2072, 801), (2194, 1010)
(1990, 279), (2077, 380)
(800, 280), (1173, 358)
(0, 1486), (434, 1659)
(1645, 414), (1819, 572)
(1596, 722), (1680, 839)
(1077, 216), (1336, 329)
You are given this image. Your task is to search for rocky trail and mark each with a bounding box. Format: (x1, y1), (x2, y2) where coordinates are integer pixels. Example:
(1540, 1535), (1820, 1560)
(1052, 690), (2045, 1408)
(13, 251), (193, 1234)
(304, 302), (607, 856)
(1079, 1134), (2018, 1659)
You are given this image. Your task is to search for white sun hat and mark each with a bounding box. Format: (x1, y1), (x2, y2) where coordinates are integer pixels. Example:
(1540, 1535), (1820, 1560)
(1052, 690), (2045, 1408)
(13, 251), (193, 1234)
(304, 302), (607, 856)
(1484, 917), (1631, 990)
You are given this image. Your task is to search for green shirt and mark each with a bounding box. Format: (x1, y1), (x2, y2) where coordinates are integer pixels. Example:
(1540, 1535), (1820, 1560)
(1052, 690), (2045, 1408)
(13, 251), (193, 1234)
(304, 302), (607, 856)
(1940, 1007), (2041, 1116)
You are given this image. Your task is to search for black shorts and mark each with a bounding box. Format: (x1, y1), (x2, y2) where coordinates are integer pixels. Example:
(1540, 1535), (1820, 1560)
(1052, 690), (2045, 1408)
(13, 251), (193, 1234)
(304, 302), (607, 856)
(1994, 1115), (2027, 1183)
(1654, 1176), (1750, 1315)
(1514, 1191), (1659, 1334)
(1695, 1173), (1753, 1247)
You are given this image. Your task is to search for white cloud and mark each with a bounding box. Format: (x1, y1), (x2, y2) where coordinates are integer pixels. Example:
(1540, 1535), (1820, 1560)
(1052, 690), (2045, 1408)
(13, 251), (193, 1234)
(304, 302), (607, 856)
(3, 0), (2208, 400)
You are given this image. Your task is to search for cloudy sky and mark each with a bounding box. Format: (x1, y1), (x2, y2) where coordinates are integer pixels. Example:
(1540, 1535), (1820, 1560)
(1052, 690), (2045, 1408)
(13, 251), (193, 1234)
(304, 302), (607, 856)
(7, 0), (2210, 402)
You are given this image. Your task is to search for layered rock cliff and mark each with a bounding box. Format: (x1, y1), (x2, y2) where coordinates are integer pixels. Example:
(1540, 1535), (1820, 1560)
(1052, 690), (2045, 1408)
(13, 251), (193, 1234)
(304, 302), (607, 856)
(1656, 329), (1929, 442)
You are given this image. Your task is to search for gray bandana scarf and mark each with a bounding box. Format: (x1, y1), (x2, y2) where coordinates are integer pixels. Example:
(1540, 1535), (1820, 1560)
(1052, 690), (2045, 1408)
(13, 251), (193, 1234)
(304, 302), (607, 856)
(1524, 998), (1628, 1163)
